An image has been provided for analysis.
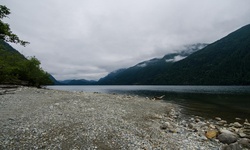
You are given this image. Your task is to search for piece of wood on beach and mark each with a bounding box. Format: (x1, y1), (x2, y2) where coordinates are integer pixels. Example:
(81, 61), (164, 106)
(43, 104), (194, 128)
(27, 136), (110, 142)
(152, 95), (165, 100)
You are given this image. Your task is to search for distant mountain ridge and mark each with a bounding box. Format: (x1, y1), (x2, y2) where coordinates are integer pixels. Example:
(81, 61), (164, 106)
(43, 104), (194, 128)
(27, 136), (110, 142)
(98, 43), (207, 85)
(152, 24), (250, 85)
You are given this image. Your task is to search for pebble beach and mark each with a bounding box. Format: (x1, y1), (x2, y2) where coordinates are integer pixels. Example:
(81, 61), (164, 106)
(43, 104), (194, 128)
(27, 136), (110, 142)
(0, 86), (250, 149)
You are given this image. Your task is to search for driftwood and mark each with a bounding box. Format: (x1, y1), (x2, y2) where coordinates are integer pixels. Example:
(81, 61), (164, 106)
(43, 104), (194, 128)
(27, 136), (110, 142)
(0, 85), (19, 95)
(151, 95), (165, 100)
(0, 85), (19, 89)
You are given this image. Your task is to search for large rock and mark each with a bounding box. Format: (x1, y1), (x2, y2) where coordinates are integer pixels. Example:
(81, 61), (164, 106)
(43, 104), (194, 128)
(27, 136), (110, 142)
(238, 138), (250, 149)
(221, 142), (241, 150)
(218, 133), (238, 144)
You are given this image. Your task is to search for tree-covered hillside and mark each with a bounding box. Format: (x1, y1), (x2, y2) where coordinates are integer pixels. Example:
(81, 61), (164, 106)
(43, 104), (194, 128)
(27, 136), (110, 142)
(153, 24), (250, 85)
(0, 40), (53, 86)
(98, 44), (207, 85)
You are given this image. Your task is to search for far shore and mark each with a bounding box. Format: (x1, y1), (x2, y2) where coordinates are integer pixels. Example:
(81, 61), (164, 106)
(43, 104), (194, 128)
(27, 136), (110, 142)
(0, 86), (249, 149)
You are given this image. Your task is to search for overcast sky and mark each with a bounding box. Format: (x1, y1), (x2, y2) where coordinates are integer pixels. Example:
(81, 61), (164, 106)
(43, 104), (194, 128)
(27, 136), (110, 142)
(2, 0), (250, 80)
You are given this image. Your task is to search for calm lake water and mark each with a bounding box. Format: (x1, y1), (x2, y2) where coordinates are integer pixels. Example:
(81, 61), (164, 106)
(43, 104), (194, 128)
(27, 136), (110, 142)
(46, 85), (250, 122)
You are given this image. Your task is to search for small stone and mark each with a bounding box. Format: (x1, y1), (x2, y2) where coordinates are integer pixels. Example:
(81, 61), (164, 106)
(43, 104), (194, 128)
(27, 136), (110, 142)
(168, 128), (179, 133)
(235, 117), (241, 121)
(239, 132), (247, 138)
(154, 114), (163, 119)
(188, 123), (194, 129)
(8, 118), (15, 121)
(195, 118), (200, 123)
(219, 129), (235, 135)
(231, 127), (239, 133)
(233, 122), (242, 128)
(217, 133), (238, 144)
(54, 103), (60, 106)
(205, 129), (218, 139)
(244, 122), (250, 126)
(215, 117), (222, 121)
(217, 120), (227, 125)
(209, 124), (216, 129)
(160, 122), (170, 130)
(49, 105), (53, 110)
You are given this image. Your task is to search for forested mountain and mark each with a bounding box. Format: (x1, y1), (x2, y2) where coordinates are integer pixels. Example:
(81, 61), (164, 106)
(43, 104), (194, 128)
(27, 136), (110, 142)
(98, 24), (250, 85)
(0, 40), (53, 87)
(98, 43), (207, 85)
(152, 24), (250, 85)
(56, 24), (250, 86)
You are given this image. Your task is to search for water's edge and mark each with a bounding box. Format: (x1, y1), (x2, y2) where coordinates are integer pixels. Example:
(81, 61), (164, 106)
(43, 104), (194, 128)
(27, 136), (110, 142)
(47, 85), (250, 122)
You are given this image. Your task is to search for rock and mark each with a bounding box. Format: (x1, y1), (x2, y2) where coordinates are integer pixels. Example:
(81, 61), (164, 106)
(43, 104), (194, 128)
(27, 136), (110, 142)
(217, 120), (227, 125)
(215, 117), (222, 121)
(188, 123), (195, 129)
(221, 142), (241, 150)
(245, 119), (249, 123)
(231, 127), (239, 133)
(160, 122), (170, 130)
(49, 105), (54, 110)
(219, 129), (235, 135)
(209, 124), (216, 129)
(232, 122), (242, 128)
(217, 133), (238, 144)
(239, 132), (247, 138)
(235, 117), (241, 121)
(205, 129), (218, 139)
(243, 122), (250, 127)
(154, 114), (163, 119)
(195, 118), (200, 123)
(238, 138), (250, 149)
(8, 117), (15, 121)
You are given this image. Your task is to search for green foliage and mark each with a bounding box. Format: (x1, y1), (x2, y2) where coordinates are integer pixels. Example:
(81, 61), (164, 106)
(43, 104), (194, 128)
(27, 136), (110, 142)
(98, 25), (250, 85)
(98, 44), (206, 85)
(0, 40), (53, 87)
(0, 5), (29, 46)
(153, 24), (250, 85)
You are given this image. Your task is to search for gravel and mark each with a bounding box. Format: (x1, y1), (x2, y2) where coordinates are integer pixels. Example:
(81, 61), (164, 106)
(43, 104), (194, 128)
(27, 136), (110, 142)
(0, 86), (223, 149)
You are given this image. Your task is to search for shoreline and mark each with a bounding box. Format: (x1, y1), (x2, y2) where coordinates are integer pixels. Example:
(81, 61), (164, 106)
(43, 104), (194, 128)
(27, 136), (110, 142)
(0, 86), (249, 149)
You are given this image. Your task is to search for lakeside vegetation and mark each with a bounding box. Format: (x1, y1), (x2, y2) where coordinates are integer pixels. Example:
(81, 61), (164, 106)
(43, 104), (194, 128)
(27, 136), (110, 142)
(0, 5), (52, 87)
(0, 40), (53, 86)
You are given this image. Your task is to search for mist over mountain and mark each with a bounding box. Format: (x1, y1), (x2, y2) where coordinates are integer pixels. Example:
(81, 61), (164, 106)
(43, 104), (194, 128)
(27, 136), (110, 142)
(98, 43), (207, 85)
(55, 24), (250, 85)
(152, 24), (250, 85)
(98, 24), (250, 85)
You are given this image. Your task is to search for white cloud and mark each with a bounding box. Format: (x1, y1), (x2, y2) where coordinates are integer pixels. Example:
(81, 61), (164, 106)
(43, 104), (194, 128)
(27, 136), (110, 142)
(2, 0), (250, 80)
(165, 55), (187, 62)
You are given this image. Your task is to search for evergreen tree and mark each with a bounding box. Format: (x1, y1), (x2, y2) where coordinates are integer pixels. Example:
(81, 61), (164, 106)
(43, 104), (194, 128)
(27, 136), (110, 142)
(0, 5), (29, 46)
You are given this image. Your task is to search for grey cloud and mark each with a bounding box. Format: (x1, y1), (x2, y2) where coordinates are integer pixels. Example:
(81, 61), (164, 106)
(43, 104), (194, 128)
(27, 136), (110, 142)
(2, 0), (250, 80)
